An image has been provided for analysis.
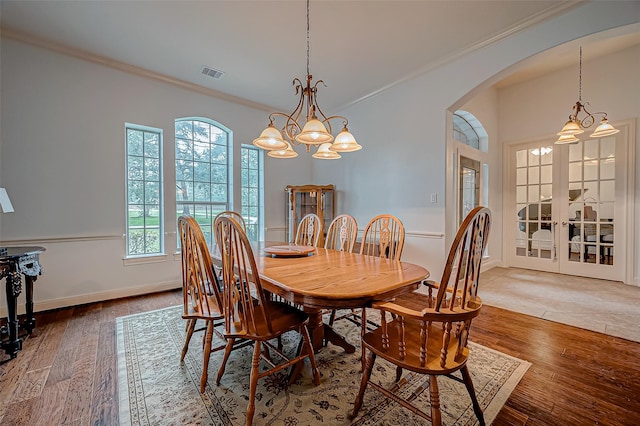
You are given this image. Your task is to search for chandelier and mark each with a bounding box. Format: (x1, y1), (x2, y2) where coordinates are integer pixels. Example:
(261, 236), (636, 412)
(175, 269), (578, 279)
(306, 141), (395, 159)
(252, 0), (361, 159)
(555, 47), (619, 145)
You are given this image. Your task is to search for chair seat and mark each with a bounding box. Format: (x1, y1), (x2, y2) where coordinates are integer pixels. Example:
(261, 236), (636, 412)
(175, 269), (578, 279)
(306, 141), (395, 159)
(363, 318), (469, 375)
(225, 300), (309, 340)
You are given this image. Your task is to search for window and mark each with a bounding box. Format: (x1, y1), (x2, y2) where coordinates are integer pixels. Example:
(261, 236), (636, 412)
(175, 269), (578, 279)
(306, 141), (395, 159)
(241, 145), (263, 241)
(453, 112), (480, 149)
(175, 118), (231, 247)
(126, 124), (163, 256)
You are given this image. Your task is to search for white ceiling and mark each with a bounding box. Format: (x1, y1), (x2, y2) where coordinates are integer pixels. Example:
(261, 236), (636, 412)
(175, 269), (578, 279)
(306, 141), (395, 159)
(2, 1), (638, 112)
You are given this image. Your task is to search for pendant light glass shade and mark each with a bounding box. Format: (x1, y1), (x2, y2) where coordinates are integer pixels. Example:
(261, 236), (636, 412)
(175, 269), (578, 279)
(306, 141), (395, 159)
(329, 125), (362, 152)
(557, 119), (584, 136)
(267, 142), (298, 159)
(590, 118), (620, 138)
(295, 116), (334, 145)
(555, 134), (580, 145)
(312, 143), (341, 159)
(253, 123), (288, 150)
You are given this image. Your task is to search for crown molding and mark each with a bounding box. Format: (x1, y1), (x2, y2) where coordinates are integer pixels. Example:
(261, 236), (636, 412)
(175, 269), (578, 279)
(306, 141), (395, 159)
(0, 26), (274, 113)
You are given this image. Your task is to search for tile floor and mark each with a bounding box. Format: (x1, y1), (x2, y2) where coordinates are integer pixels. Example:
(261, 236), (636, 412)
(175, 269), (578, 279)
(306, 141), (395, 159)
(480, 266), (640, 343)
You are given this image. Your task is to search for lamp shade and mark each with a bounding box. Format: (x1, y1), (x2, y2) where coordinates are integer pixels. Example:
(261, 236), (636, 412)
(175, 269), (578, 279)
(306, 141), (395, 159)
(253, 123), (288, 150)
(557, 119), (584, 136)
(330, 125), (362, 152)
(590, 119), (620, 138)
(312, 143), (341, 159)
(295, 118), (334, 145)
(267, 142), (298, 159)
(555, 134), (580, 145)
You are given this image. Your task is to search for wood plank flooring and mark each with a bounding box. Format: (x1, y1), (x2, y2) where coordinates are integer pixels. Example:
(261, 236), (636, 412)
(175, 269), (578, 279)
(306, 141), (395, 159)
(1, 288), (639, 425)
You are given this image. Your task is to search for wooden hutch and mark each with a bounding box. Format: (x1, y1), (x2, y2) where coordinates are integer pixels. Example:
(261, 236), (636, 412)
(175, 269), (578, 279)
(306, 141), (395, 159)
(285, 184), (335, 245)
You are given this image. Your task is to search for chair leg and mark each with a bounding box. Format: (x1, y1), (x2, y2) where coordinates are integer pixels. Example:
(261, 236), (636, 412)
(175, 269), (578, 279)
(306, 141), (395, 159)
(360, 308), (368, 371)
(328, 309), (337, 326)
(216, 337), (235, 385)
(461, 365), (485, 426)
(200, 320), (214, 393)
(181, 319), (197, 361)
(395, 366), (403, 382)
(246, 341), (262, 426)
(300, 324), (320, 385)
(352, 350), (376, 418)
(428, 375), (442, 426)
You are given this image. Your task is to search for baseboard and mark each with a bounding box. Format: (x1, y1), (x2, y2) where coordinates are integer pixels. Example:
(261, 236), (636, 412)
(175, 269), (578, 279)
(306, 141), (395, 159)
(0, 280), (181, 317)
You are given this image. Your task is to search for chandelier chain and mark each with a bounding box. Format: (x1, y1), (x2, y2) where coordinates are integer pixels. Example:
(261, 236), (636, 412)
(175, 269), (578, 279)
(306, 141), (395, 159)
(578, 46), (582, 102)
(306, 0), (310, 76)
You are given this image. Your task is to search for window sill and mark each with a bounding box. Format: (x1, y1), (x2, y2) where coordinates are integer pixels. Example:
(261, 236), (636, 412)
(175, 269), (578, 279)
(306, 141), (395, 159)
(123, 254), (168, 266)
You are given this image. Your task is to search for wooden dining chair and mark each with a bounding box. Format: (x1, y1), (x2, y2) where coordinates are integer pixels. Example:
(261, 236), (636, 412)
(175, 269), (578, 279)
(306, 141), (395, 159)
(360, 214), (405, 260)
(213, 216), (321, 426)
(214, 210), (246, 230)
(294, 213), (322, 246)
(324, 214), (358, 252)
(352, 206), (491, 426)
(324, 214), (358, 328)
(329, 214), (405, 329)
(178, 215), (232, 393)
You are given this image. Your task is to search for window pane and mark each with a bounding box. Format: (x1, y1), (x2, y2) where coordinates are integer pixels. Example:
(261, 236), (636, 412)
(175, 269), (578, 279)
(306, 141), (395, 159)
(240, 146), (263, 241)
(175, 118), (231, 250)
(126, 124), (163, 256)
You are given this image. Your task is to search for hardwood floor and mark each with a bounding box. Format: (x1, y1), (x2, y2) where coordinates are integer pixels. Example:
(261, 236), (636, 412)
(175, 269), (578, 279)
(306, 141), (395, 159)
(1, 289), (639, 425)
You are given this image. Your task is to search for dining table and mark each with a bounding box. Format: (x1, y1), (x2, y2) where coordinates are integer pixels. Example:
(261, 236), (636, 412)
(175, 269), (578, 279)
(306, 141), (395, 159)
(218, 241), (430, 354)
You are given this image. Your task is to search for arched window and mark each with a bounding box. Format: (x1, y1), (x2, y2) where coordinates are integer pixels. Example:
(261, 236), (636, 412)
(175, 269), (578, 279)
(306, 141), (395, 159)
(453, 110), (488, 152)
(175, 117), (231, 247)
(452, 110), (489, 225)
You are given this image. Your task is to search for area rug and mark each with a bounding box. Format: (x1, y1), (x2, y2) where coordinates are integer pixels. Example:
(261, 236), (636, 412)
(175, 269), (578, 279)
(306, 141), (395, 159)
(117, 306), (530, 425)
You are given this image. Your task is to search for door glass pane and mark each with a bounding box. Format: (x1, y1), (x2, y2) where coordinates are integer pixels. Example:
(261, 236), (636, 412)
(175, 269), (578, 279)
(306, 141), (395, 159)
(601, 158), (615, 180)
(517, 168), (527, 185)
(584, 160), (598, 181)
(566, 138), (615, 266)
(540, 165), (552, 184)
(600, 181), (615, 202)
(584, 139), (598, 160)
(540, 147), (553, 165)
(568, 162), (582, 182)
(514, 144), (554, 260)
(600, 137), (615, 158)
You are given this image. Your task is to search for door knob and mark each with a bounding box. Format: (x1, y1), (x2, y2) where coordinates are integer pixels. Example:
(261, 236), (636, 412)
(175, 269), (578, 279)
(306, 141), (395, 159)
(562, 221), (568, 226)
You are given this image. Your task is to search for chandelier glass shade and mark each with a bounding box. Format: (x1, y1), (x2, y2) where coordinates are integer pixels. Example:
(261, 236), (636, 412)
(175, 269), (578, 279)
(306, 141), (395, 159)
(253, 0), (360, 159)
(312, 143), (341, 159)
(555, 47), (619, 145)
(267, 142), (299, 159)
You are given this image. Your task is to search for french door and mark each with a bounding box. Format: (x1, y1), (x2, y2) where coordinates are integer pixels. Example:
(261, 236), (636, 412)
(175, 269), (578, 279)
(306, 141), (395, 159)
(507, 128), (629, 282)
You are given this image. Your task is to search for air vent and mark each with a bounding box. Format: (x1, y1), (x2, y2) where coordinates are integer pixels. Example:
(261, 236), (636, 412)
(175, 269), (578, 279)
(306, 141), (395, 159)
(201, 66), (224, 79)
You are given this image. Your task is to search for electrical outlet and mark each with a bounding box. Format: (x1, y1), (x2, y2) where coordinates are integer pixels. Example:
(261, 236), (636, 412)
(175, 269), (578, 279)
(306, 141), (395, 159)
(430, 193), (437, 203)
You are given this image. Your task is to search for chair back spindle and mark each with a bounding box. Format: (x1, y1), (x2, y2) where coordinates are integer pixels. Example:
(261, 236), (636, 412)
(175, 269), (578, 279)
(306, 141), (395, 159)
(360, 214), (405, 260)
(324, 214), (358, 252)
(294, 213), (322, 246)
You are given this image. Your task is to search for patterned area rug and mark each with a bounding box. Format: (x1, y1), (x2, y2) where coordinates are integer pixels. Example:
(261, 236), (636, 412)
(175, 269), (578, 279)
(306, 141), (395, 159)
(117, 306), (530, 425)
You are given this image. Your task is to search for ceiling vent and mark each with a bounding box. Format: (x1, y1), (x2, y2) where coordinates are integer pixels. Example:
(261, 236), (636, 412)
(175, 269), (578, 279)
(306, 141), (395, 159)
(201, 66), (224, 79)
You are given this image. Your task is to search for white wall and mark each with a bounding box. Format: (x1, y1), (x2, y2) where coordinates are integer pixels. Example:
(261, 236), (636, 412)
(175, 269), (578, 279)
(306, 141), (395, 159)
(312, 2), (639, 281)
(498, 44), (640, 284)
(0, 38), (311, 313)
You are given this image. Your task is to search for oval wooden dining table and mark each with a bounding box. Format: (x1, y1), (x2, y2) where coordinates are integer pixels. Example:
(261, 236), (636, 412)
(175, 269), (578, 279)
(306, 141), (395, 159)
(221, 242), (430, 354)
